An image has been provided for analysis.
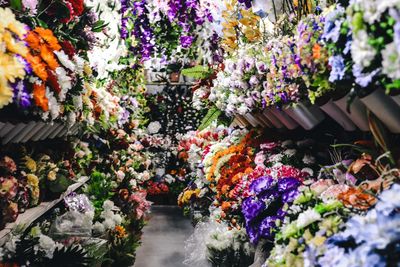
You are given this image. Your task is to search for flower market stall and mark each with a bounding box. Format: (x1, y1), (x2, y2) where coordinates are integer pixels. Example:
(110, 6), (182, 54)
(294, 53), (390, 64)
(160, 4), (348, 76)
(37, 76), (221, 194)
(1, 0), (400, 266)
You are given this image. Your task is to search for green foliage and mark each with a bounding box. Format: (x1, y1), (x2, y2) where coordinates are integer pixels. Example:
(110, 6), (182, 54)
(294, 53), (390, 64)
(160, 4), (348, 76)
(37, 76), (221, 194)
(42, 245), (92, 267)
(84, 171), (115, 212)
(181, 66), (213, 79)
(198, 106), (233, 131)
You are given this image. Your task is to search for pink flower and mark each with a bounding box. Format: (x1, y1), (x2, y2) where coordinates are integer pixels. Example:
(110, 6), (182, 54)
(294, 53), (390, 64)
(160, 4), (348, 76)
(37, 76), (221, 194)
(310, 179), (335, 195)
(254, 152), (266, 166)
(23, 0), (38, 15)
(0, 156), (17, 174)
(260, 142), (279, 150)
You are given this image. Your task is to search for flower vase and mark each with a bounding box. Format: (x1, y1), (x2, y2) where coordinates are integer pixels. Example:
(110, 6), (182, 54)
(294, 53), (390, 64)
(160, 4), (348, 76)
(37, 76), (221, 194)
(270, 108), (299, 130)
(360, 89), (400, 133)
(262, 109), (284, 128)
(320, 100), (357, 131)
(249, 240), (268, 267)
(390, 94), (400, 107)
(32, 124), (53, 141)
(0, 122), (14, 138)
(254, 113), (272, 128)
(243, 114), (260, 127)
(2, 123), (26, 145)
(22, 122), (46, 143)
(236, 115), (251, 127)
(49, 123), (65, 139)
(284, 103), (325, 130)
(13, 121), (37, 143)
(333, 93), (369, 131)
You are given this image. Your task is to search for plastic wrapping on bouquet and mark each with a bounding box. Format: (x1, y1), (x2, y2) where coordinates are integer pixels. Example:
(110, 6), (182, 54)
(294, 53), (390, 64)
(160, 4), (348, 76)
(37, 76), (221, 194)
(320, 100), (357, 131)
(360, 90), (400, 133)
(333, 93), (369, 132)
(269, 108), (299, 130)
(284, 103), (325, 130)
(262, 109), (284, 128)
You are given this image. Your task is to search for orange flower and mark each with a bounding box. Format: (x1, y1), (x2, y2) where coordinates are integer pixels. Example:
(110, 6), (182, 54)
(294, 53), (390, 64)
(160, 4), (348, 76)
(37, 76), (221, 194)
(26, 53), (48, 81)
(34, 27), (61, 51)
(25, 31), (41, 51)
(221, 201), (231, 212)
(40, 45), (59, 70)
(114, 225), (127, 239)
(221, 184), (230, 194)
(33, 83), (48, 111)
(312, 43), (321, 59)
(338, 187), (377, 210)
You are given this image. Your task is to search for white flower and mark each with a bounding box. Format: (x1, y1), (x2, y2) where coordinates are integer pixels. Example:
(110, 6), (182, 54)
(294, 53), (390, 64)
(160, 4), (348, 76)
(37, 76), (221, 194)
(103, 218), (116, 230)
(116, 170), (125, 181)
(38, 234), (57, 259)
(112, 214), (123, 225)
(54, 50), (75, 71)
(93, 222), (105, 234)
(351, 30), (376, 68)
(45, 87), (60, 119)
(283, 149), (296, 157)
(303, 154), (315, 165)
(103, 200), (115, 211)
(296, 208), (321, 229)
(147, 121), (162, 134)
(301, 167), (314, 177)
(381, 42), (400, 80)
(55, 67), (72, 101)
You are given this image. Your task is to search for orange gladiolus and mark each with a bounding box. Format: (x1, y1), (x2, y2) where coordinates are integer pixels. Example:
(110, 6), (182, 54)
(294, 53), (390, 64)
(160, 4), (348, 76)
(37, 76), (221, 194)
(26, 53), (48, 81)
(338, 187), (377, 210)
(33, 83), (49, 111)
(34, 27), (61, 51)
(312, 43), (321, 59)
(40, 45), (59, 70)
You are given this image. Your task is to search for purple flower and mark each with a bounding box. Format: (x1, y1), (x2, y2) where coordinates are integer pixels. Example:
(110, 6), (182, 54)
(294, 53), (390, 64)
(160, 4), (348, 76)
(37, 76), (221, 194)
(242, 197), (266, 223)
(259, 216), (279, 239)
(180, 35), (194, 48)
(12, 80), (31, 109)
(328, 55), (346, 82)
(353, 64), (380, 88)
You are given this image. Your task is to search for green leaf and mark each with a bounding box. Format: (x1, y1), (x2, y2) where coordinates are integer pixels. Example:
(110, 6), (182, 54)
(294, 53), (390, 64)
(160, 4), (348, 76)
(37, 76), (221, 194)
(48, 175), (74, 193)
(10, 0), (22, 10)
(198, 106), (222, 131)
(181, 65), (212, 79)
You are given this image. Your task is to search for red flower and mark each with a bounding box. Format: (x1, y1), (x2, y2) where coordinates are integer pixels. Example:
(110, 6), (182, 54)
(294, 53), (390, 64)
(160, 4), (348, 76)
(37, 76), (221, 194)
(60, 40), (76, 58)
(60, 1), (75, 23)
(47, 70), (61, 94)
(68, 0), (84, 17)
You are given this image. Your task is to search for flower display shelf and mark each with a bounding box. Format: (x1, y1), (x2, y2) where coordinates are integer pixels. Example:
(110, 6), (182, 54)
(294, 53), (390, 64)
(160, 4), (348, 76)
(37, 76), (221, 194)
(0, 176), (89, 246)
(0, 121), (81, 145)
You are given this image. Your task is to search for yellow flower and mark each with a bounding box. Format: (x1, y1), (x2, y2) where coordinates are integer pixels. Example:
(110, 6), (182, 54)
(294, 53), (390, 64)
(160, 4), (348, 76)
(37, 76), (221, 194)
(84, 63), (92, 76)
(25, 156), (37, 172)
(0, 75), (13, 109)
(0, 52), (26, 83)
(27, 174), (39, 187)
(47, 170), (57, 181)
(0, 8), (27, 38)
(3, 30), (28, 57)
(310, 235), (326, 247)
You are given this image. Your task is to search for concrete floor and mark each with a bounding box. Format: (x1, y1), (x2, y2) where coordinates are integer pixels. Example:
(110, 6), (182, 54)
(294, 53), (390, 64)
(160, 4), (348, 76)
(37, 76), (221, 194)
(134, 205), (193, 267)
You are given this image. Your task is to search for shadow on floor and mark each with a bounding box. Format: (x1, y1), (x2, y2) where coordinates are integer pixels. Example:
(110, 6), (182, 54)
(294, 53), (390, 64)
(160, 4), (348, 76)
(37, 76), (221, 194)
(134, 205), (193, 267)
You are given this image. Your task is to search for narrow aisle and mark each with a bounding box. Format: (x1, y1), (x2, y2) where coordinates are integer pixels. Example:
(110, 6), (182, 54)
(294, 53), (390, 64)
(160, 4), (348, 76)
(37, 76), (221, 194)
(134, 205), (193, 267)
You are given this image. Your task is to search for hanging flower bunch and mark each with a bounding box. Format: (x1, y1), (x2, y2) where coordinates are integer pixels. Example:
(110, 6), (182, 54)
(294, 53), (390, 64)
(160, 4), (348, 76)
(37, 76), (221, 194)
(0, 8), (29, 109)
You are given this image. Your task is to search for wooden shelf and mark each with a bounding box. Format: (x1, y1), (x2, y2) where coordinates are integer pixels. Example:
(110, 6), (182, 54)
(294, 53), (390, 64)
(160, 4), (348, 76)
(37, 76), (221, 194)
(0, 176), (89, 245)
